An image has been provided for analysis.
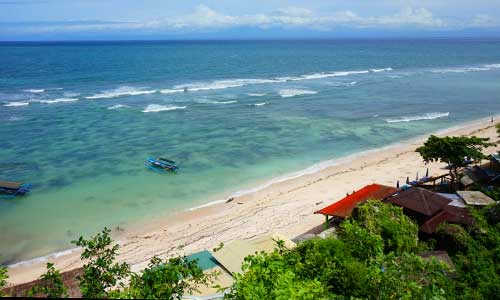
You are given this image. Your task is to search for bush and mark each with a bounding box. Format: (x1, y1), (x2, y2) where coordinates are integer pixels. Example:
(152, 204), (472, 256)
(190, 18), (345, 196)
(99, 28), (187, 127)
(72, 227), (130, 298)
(0, 264), (8, 297)
(123, 255), (214, 300)
(351, 200), (419, 254)
(28, 262), (68, 298)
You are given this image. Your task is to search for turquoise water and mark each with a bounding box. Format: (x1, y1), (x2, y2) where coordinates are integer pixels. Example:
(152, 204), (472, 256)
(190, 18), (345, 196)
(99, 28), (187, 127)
(1, 40), (500, 264)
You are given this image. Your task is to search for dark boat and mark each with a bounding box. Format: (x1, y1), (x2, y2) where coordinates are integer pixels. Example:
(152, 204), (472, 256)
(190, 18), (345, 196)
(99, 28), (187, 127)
(145, 157), (179, 173)
(0, 181), (32, 198)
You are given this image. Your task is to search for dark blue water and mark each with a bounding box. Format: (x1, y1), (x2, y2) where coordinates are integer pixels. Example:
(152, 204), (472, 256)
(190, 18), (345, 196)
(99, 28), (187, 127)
(1, 39), (500, 263)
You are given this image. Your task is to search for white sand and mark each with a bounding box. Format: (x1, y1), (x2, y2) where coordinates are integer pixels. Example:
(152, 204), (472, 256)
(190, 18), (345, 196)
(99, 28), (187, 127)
(6, 118), (500, 286)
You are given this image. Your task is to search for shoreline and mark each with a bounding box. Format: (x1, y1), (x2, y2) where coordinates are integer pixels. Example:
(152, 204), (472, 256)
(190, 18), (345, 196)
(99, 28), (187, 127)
(6, 115), (500, 286)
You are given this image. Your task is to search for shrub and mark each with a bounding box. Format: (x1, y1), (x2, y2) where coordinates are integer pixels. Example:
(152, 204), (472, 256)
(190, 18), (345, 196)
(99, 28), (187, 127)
(72, 227), (130, 298)
(28, 262), (68, 298)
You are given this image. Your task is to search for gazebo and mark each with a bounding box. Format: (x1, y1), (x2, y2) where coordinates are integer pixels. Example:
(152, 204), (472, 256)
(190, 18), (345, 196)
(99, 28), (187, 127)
(315, 184), (398, 228)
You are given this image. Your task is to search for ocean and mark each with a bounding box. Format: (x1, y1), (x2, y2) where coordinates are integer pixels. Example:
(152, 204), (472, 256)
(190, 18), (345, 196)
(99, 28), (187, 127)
(1, 39), (500, 264)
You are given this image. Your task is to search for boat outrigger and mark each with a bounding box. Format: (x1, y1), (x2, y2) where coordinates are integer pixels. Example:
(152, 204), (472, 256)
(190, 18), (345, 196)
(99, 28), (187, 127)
(0, 181), (32, 198)
(145, 157), (179, 173)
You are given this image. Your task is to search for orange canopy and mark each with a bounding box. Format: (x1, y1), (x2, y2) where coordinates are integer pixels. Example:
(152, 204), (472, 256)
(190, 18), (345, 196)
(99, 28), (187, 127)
(315, 184), (398, 218)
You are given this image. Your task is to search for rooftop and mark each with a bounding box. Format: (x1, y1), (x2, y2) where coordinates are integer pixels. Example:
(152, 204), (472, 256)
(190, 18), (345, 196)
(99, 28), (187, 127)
(457, 191), (495, 206)
(386, 187), (451, 216)
(315, 184), (398, 218)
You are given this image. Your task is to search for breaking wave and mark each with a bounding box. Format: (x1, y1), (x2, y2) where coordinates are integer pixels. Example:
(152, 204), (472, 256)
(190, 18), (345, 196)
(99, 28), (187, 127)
(431, 64), (500, 74)
(24, 89), (45, 93)
(386, 112), (450, 123)
(279, 89), (318, 98)
(200, 99), (238, 105)
(253, 102), (268, 106)
(86, 86), (157, 99)
(107, 104), (131, 110)
(142, 104), (187, 113)
(37, 98), (79, 104)
(158, 68), (391, 94)
(3, 101), (30, 107)
(370, 68), (393, 73)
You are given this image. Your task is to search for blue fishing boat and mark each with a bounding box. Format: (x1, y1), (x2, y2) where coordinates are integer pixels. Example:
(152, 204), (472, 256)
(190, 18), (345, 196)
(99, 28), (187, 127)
(0, 181), (32, 198)
(145, 157), (179, 173)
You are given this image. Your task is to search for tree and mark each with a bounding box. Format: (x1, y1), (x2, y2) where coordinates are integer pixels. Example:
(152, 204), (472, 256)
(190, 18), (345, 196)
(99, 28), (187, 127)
(416, 135), (493, 189)
(0, 264), (8, 297)
(496, 123), (500, 138)
(349, 200), (419, 254)
(72, 227), (130, 298)
(225, 201), (451, 300)
(28, 262), (68, 298)
(123, 255), (215, 300)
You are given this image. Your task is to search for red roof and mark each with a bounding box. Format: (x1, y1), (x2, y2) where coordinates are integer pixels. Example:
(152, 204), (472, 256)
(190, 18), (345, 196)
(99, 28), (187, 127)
(315, 184), (398, 218)
(420, 206), (474, 234)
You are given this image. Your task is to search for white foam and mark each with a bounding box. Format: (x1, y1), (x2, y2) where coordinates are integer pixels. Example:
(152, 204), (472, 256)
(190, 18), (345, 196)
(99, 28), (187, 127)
(155, 68), (390, 94)
(386, 112), (450, 123)
(159, 89), (185, 94)
(24, 89), (45, 93)
(431, 63), (500, 74)
(107, 104), (131, 110)
(277, 69), (374, 82)
(254, 102), (268, 106)
(174, 78), (284, 92)
(203, 100), (238, 105)
(3, 101), (29, 107)
(8, 247), (81, 269)
(279, 89), (317, 98)
(142, 104), (187, 113)
(37, 98), (78, 104)
(370, 68), (393, 73)
(86, 86), (157, 99)
(187, 199), (227, 211)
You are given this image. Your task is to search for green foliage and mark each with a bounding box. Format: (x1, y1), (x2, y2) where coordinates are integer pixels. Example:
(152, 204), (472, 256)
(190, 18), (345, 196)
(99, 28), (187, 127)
(0, 264), (8, 297)
(496, 123), (500, 138)
(28, 262), (68, 298)
(350, 200), (419, 254)
(225, 201), (451, 300)
(416, 135), (493, 187)
(72, 227), (130, 298)
(338, 219), (383, 260)
(435, 224), (472, 255)
(225, 247), (331, 300)
(123, 255), (214, 300)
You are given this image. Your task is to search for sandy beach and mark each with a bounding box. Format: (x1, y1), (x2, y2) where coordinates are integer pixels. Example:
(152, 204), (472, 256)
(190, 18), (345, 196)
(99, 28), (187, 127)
(6, 117), (500, 286)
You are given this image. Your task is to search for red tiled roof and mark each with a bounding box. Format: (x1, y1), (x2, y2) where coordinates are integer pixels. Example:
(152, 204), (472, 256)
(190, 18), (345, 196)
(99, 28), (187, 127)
(386, 188), (451, 216)
(420, 206), (475, 234)
(315, 184), (398, 218)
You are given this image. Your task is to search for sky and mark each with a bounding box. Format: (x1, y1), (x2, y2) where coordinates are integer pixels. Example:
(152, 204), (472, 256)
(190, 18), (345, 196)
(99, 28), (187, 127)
(1, 0), (500, 41)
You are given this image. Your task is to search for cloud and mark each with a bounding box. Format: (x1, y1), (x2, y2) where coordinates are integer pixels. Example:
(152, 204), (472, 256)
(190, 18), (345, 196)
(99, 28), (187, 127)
(3, 5), (497, 35)
(470, 14), (498, 28)
(164, 5), (445, 30)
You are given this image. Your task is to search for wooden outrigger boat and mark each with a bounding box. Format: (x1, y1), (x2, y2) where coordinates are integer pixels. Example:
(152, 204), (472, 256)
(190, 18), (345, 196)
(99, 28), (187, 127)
(0, 181), (32, 198)
(145, 157), (179, 173)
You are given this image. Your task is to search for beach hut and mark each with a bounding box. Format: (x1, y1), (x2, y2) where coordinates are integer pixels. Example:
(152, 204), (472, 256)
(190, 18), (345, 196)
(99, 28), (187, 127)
(385, 187), (452, 224)
(419, 205), (474, 234)
(315, 184), (398, 228)
(211, 233), (296, 275)
(386, 188), (475, 234)
(456, 191), (495, 206)
(184, 250), (235, 298)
